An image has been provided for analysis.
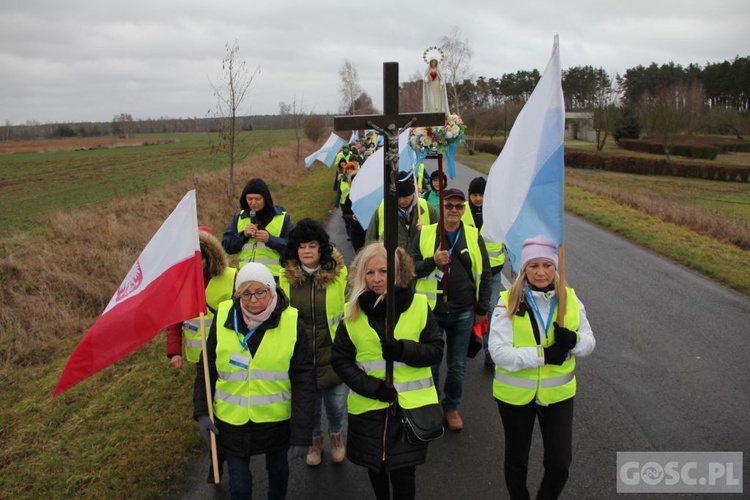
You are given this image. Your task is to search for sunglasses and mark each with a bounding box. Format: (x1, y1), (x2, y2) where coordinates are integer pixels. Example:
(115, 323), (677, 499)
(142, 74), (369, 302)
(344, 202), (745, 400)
(443, 203), (465, 211)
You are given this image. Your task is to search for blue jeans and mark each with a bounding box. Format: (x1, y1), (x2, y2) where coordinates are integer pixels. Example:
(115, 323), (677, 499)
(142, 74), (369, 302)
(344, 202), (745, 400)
(485, 271), (506, 353)
(226, 449), (289, 500)
(431, 308), (475, 413)
(312, 382), (348, 437)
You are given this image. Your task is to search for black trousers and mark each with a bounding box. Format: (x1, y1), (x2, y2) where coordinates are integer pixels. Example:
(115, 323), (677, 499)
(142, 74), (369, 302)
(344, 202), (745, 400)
(367, 463), (416, 500)
(497, 397), (574, 500)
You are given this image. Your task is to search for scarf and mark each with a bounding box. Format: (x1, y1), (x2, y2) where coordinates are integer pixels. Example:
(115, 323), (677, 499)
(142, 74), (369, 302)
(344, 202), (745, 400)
(240, 292), (278, 331)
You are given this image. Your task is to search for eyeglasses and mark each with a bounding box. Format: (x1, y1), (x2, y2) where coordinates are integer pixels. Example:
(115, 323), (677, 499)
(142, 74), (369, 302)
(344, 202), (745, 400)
(443, 203), (465, 211)
(239, 288), (269, 300)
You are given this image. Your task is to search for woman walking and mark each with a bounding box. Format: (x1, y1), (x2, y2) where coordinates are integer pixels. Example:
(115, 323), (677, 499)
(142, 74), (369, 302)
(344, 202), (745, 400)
(332, 243), (444, 499)
(279, 218), (348, 467)
(488, 235), (595, 499)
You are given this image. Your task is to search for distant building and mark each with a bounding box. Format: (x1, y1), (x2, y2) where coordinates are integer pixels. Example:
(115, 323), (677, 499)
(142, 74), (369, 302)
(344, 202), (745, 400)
(565, 112), (596, 142)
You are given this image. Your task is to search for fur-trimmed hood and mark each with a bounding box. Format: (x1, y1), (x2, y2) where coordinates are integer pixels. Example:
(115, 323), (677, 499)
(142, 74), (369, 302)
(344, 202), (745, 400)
(282, 247), (345, 289)
(199, 230), (228, 278)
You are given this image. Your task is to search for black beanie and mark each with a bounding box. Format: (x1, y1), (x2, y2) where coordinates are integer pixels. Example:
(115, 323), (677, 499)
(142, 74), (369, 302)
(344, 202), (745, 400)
(469, 177), (487, 195)
(396, 171), (415, 197)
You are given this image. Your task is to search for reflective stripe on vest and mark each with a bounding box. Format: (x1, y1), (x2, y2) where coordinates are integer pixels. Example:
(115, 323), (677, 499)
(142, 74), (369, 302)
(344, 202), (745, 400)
(415, 223), (482, 309)
(236, 212), (286, 275)
(346, 294), (439, 414)
(213, 300), (298, 424)
(376, 198), (432, 241)
(493, 288), (580, 406)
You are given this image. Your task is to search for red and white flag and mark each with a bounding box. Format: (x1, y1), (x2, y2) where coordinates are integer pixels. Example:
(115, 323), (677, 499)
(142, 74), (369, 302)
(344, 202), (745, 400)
(54, 190), (207, 396)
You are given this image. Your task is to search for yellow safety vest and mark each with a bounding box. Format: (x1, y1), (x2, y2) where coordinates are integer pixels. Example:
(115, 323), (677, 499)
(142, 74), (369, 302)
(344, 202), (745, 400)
(346, 294), (439, 414)
(182, 267), (238, 363)
(493, 288), (580, 406)
(339, 179), (350, 205)
(213, 301), (298, 425)
(236, 211), (286, 276)
(460, 202), (505, 268)
(376, 198), (432, 240)
(278, 267), (347, 339)
(416, 163), (426, 188)
(415, 223), (482, 309)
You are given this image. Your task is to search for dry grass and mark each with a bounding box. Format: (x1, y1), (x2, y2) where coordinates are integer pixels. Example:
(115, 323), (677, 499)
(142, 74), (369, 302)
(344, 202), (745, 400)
(0, 137), (177, 154)
(566, 175), (750, 249)
(0, 140), (323, 368)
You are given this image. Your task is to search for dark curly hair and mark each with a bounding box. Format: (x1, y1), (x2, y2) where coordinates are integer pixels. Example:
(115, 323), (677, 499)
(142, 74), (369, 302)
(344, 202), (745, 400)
(280, 217), (336, 271)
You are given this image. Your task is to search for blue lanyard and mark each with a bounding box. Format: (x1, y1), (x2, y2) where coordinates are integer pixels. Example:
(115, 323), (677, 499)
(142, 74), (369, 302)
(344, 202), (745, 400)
(446, 229), (462, 256)
(233, 309), (257, 351)
(524, 284), (557, 341)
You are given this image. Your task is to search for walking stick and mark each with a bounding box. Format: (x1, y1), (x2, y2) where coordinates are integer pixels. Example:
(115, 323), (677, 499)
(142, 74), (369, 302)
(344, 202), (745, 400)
(556, 243), (567, 327)
(199, 312), (221, 484)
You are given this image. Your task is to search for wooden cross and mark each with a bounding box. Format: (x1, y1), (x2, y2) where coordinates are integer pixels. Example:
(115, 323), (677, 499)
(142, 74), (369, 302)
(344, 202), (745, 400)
(334, 62), (444, 387)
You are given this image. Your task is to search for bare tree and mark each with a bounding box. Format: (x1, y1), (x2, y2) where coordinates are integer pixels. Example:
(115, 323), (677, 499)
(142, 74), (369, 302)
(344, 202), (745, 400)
(339, 59), (362, 115)
(111, 113), (135, 138)
(638, 81), (705, 160)
(209, 39), (260, 199)
(439, 26), (474, 115)
(591, 72), (621, 151)
(280, 96), (311, 162)
(399, 72), (423, 113)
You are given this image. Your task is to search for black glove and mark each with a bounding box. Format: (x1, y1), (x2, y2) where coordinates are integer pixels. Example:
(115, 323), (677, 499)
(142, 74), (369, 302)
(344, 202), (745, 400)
(381, 339), (404, 362)
(288, 445), (307, 460)
(553, 322), (578, 349)
(197, 415), (219, 446)
(373, 382), (398, 403)
(543, 344), (568, 366)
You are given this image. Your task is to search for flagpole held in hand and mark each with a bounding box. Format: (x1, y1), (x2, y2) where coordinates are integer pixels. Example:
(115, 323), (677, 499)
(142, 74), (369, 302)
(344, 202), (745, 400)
(199, 312), (221, 484)
(556, 244), (567, 327)
(437, 154), (448, 302)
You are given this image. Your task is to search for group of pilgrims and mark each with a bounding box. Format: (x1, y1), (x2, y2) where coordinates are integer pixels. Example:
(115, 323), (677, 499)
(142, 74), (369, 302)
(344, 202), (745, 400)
(174, 49), (595, 500)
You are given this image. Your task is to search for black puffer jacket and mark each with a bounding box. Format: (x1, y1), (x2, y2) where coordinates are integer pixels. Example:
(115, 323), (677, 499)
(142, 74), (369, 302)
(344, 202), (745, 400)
(193, 288), (314, 457)
(331, 287), (444, 472)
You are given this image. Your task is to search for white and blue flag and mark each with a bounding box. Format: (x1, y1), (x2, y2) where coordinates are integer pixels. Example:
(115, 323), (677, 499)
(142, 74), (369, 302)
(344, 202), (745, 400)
(349, 131), (359, 144)
(483, 35), (565, 272)
(350, 129), (414, 230)
(304, 133), (347, 168)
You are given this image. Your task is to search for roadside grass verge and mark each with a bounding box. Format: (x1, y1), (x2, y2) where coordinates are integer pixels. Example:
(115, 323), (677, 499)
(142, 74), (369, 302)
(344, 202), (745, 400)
(457, 146), (750, 296)
(0, 138), (333, 499)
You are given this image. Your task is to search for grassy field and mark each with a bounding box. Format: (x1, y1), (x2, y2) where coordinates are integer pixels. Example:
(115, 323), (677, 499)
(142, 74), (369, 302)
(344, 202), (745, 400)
(0, 131), (299, 234)
(0, 133), (748, 498)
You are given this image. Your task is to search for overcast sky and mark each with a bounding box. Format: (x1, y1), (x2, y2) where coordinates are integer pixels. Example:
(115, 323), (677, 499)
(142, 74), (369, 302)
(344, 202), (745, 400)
(1, 0), (747, 125)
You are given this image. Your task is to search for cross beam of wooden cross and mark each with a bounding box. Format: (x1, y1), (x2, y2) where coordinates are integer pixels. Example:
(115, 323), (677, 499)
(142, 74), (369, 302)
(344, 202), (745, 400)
(333, 62), (444, 387)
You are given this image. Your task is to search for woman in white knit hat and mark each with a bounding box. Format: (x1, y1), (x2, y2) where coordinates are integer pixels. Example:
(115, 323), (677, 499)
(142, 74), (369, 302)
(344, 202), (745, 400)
(488, 235), (596, 500)
(193, 262), (315, 499)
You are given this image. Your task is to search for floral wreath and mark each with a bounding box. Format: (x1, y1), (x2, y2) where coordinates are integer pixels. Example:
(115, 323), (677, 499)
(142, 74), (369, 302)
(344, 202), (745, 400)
(423, 46), (444, 65)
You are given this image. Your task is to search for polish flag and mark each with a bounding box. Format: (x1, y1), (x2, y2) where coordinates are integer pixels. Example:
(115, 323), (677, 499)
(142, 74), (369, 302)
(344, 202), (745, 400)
(54, 190), (207, 396)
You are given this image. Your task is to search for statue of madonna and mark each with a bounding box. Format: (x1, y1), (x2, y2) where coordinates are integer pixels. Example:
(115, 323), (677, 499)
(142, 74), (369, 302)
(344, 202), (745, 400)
(422, 48), (450, 114)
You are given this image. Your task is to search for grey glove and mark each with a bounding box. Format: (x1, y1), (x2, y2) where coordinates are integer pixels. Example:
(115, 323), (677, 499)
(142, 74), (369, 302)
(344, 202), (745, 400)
(197, 415), (219, 446)
(288, 445), (308, 460)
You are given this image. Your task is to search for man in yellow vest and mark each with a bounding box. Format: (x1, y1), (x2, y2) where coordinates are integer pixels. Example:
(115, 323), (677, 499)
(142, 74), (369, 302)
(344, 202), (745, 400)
(222, 178), (292, 278)
(461, 176), (507, 366)
(193, 263), (315, 498)
(409, 188), (492, 432)
(365, 170), (438, 249)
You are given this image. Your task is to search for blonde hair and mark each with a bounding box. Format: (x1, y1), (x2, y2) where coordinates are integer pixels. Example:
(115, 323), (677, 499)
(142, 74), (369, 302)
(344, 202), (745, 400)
(505, 264), (566, 318)
(344, 243), (414, 322)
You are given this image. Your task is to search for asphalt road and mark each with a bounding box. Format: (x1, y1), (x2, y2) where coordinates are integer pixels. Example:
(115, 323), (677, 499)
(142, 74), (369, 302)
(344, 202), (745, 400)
(173, 159), (750, 499)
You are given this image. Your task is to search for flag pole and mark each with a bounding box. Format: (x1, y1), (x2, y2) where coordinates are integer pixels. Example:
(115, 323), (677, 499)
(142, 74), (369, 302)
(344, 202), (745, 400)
(437, 154), (448, 302)
(556, 243), (567, 326)
(413, 169), (422, 226)
(199, 312), (221, 484)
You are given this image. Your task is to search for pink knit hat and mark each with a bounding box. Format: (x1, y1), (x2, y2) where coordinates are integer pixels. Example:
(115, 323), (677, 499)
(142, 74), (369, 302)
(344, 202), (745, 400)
(520, 235), (558, 270)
